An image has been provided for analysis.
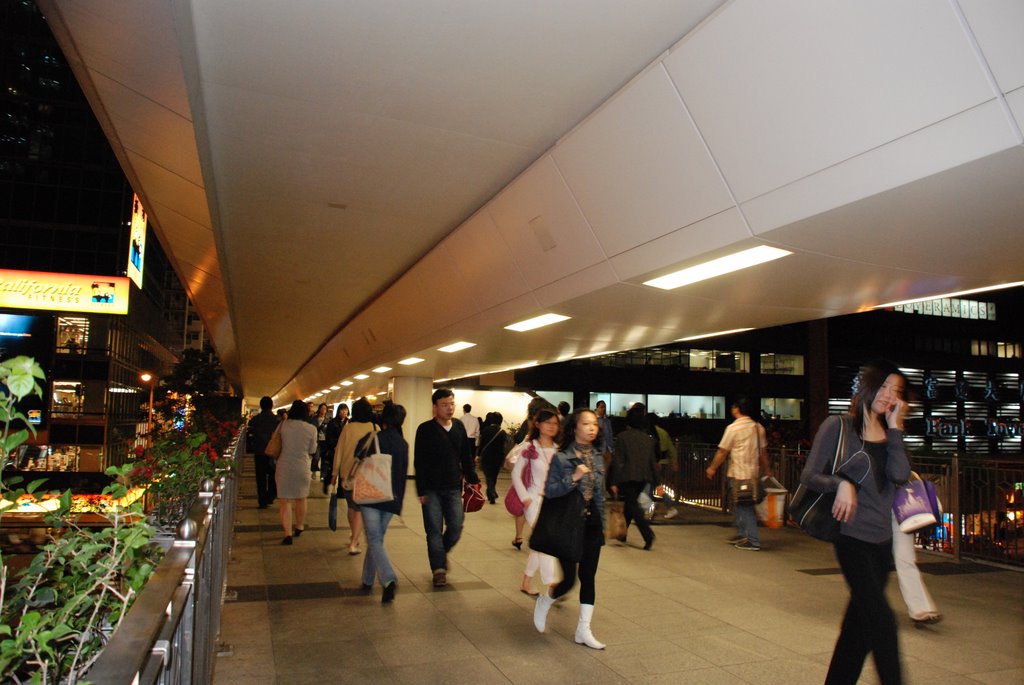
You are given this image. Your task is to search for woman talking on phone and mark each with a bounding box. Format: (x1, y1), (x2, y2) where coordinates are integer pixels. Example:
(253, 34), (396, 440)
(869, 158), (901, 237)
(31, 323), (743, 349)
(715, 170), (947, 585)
(800, 360), (911, 684)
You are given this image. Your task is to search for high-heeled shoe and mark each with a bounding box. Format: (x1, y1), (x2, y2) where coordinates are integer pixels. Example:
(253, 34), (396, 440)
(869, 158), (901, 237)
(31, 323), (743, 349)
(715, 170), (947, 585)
(512, 537), (523, 550)
(293, 527), (304, 538)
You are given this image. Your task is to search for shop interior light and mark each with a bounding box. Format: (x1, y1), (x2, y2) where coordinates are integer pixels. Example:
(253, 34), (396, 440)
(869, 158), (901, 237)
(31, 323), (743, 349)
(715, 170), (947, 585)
(438, 341), (476, 353)
(353, 374), (369, 380)
(372, 366), (392, 373)
(398, 357), (424, 366)
(874, 281), (1024, 309)
(677, 328), (754, 342)
(643, 246), (792, 290)
(505, 313), (570, 332)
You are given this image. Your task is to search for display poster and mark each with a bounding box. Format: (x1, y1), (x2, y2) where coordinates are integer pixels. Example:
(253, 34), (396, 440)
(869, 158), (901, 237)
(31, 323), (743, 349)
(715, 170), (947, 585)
(0, 313), (52, 430)
(127, 193), (147, 289)
(0, 268), (129, 315)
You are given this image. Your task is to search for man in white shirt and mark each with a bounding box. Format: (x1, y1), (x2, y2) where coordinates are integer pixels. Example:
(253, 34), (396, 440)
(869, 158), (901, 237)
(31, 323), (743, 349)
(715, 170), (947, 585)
(459, 404), (481, 455)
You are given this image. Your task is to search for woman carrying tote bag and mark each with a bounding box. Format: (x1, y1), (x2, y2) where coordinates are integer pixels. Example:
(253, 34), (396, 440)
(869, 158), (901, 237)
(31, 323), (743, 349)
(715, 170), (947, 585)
(531, 407), (607, 650)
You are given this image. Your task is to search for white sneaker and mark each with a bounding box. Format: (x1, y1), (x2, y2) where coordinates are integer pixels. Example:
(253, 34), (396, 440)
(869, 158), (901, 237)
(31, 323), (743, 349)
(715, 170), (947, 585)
(664, 508), (679, 519)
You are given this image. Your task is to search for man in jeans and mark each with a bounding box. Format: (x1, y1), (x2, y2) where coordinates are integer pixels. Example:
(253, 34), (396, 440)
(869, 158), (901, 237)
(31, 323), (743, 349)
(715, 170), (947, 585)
(705, 397), (771, 550)
(414, 388), (480, 587)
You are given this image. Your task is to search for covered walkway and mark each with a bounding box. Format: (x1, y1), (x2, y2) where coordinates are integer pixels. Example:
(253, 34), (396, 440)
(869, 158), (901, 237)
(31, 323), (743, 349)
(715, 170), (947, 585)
(214, 464), (1023, 684)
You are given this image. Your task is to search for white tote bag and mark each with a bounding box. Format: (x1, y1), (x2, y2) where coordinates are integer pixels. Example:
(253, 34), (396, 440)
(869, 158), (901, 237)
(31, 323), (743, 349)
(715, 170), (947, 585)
(350, 433), (394, 505)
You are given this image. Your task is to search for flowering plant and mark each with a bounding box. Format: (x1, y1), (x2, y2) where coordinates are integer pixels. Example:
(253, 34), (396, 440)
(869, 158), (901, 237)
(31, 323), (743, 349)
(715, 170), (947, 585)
(128, 417), (239, 527)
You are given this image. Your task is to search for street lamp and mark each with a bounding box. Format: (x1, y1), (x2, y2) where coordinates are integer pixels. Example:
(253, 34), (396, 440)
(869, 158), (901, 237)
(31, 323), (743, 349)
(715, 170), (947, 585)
(140, 372), (154, 438)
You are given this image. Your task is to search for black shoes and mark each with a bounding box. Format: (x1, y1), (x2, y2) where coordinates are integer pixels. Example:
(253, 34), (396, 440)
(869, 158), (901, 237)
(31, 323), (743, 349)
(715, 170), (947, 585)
(293, 527), (304, 538)
(281, 536), (292, 545)
(643, 534), (655, 551)
(382, 582), (396, 604)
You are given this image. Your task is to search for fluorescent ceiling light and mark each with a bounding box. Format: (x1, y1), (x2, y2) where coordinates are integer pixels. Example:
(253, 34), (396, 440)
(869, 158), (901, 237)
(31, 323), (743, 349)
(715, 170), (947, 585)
(505, 313), (570, 332)
(320, 389), (330, 394)
(372, 366), (392, 373)
(875, 281), (1024, 309)
(678, 328), (754, 342)
(353, 374), (369, 380)
(438, 341), (476, 353)
(329, 385), (340, 390)
(340, 380), (353, 386)
(398, 357), (424, 366)
(643, 246), (792, 290)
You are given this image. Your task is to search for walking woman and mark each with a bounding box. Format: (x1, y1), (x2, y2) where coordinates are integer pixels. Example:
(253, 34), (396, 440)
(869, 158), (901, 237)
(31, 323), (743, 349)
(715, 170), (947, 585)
(509, 406), (560, 596)
(330, 397), (377, 555)
(276, 400), (318, 545)
(356, 403), (408, 604)
(508, 397), (556, 550)
(800, 360), (911, 684)
(478, 412), (506, 504)
(533, 407), (607, 650)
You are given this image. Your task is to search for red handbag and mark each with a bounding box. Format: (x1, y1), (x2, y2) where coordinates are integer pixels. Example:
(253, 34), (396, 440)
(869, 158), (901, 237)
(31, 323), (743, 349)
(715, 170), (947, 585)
(462, 481), (485, 513)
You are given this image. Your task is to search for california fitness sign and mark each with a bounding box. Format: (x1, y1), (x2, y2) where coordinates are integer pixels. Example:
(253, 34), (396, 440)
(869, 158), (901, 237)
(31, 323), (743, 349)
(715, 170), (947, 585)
(0, 269), (129, 315)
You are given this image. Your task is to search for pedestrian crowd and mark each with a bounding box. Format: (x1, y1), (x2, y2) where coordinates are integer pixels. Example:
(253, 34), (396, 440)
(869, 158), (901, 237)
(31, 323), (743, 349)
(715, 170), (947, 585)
(246, 363), (939, 675)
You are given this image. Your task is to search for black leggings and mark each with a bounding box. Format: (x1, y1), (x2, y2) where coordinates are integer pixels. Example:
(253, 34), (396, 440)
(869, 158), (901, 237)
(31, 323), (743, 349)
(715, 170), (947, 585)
(827, 534), (902, 685)
(552, 509), (603, 605)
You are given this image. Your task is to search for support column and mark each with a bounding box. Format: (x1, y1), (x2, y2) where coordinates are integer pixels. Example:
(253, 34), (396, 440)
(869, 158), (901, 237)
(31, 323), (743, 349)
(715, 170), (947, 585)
(390, 376), (435, 475)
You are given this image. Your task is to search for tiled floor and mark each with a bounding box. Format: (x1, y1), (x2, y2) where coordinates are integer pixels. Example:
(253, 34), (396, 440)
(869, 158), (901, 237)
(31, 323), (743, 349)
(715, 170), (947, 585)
(214, 464), (1024, 684)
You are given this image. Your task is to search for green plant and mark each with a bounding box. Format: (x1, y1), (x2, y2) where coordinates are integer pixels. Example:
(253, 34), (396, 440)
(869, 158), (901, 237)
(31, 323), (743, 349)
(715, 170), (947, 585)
(0, 358), (161, 683)
(128, 419), (238, 528)
(0, 465), (160, 683)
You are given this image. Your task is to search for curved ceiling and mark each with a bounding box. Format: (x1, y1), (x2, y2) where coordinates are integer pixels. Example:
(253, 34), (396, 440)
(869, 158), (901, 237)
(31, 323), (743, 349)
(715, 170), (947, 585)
(38, 0), (1024, 406)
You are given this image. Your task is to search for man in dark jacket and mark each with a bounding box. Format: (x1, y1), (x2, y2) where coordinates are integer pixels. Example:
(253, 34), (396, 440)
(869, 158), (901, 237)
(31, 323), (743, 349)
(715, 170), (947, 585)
(414, 388), (480, 587)
(247, 396), (279, 508)
(609, 404), (659, 550)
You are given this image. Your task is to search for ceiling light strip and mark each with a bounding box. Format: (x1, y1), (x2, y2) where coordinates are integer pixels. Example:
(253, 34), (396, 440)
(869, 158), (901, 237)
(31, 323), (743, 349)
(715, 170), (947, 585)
(643, 246), (792, 291)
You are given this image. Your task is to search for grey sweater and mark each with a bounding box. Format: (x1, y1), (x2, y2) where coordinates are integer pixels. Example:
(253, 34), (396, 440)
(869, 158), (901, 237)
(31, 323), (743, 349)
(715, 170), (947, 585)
(800, 415), (911, 544)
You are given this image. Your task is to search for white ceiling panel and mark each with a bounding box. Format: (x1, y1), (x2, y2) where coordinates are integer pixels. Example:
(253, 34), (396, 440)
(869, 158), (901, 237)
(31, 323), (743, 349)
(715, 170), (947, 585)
(960, 0), (1024, 93)
(742, 100), (1018, 236)
(487, 157), (607, 290)
(553, 64), (734, 257)
(664, 0), (996, 202)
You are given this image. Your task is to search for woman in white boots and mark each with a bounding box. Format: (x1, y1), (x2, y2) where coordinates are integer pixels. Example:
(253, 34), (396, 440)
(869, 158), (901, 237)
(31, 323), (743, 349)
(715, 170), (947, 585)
(533, 407), (607, 650)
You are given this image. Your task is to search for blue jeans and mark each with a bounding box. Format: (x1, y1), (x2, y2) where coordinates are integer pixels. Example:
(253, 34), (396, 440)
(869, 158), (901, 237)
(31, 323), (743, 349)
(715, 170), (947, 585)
(420, 488), (463, 572)
(361, 507), (396, 587)
(735, 501), (759, 546)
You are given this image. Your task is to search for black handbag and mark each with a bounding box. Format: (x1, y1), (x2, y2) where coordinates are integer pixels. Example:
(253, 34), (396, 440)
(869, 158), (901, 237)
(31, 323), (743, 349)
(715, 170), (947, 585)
(528, 488), (587, 562)
(790, 416), (847, 542)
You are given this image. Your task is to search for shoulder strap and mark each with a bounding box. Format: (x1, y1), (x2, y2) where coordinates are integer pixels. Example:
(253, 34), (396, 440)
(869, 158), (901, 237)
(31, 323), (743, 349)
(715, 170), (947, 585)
(829, 416), (846, 474)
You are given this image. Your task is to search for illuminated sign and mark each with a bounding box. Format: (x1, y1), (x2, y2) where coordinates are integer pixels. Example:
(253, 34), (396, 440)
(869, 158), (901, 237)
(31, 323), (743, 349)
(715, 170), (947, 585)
(127, 193), (147, 289)
(0, 269), (129, 315)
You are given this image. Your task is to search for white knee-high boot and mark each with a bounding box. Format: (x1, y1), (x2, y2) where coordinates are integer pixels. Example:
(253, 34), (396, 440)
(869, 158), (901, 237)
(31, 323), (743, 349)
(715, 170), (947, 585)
(533, 592), (554, 633)
(574, 604), (605, 649)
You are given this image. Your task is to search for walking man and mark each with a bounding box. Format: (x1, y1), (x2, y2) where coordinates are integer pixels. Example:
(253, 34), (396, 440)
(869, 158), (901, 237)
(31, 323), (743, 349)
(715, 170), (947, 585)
(247, 396), (278, 508)
(608, 404), (659, 550)
(415, 388), (480, 587)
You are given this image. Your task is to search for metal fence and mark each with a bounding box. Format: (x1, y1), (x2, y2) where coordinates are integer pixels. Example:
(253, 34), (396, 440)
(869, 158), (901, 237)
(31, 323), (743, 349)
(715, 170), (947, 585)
(83, 433), (241, 684)
(668, 440), (1023, 567)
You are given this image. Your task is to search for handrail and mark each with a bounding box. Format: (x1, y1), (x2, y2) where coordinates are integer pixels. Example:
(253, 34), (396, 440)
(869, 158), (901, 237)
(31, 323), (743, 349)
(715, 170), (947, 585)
(83, 433), (242, 684)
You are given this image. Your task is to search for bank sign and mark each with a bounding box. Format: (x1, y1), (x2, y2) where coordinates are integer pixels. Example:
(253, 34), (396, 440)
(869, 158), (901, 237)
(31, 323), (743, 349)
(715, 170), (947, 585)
(0, 269), (129, 315)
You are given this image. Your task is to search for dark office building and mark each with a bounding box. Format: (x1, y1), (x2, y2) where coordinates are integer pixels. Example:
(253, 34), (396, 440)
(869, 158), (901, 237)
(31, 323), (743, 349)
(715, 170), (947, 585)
(1, 0), (184, 470)
(514, 287), (1024, 456)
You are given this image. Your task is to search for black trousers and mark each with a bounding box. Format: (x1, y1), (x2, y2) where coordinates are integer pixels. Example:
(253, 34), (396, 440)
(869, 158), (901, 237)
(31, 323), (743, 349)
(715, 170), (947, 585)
(481, 463), (501, 503)
(254, 454), (277, 507)
(552, 507), (603, 605)
(827, 534), (902, 685)
(618, 481), (654, 544)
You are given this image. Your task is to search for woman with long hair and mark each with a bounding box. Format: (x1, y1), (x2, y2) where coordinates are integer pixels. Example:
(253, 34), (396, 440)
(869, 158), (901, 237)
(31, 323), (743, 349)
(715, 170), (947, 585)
(330, 397), (377, 555)
(509, 406), (561, 596)
(800, 360), (911, 684)
(356, 403), (408, 604)
(532, 407), (607, 650)
(478, 412), (506, 504)
(275, 399), (318, 545)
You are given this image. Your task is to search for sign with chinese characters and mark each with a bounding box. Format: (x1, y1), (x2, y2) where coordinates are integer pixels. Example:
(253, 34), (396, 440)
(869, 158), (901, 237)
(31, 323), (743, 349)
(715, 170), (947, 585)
(0, 269), (129, 315)
(127, 193), (147, 289)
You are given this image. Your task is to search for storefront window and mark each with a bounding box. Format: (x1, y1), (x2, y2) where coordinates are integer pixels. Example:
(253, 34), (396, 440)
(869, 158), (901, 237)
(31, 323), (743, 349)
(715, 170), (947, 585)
(688, 349), (749, 372)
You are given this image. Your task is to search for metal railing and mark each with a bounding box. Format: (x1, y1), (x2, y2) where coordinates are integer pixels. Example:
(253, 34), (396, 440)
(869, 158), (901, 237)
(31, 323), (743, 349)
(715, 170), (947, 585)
(667, 440), (1023, 566)
(83, 434), (241, 684)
